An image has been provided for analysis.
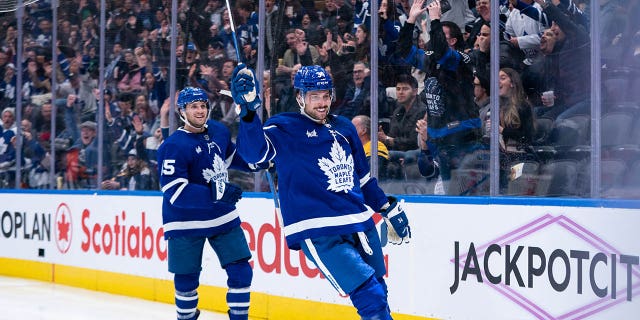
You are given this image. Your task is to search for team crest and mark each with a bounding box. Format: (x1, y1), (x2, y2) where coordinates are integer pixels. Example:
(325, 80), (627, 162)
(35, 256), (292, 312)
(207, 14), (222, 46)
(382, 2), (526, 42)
(306, 129), (318, 138)
(318, 140), (354, 193)
(202, 153), (228, 183)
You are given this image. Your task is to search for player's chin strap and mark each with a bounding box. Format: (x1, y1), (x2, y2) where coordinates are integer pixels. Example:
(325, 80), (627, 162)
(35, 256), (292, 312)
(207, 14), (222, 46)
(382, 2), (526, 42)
(179, 109), (209, 132)
(297, 92), (329, 124)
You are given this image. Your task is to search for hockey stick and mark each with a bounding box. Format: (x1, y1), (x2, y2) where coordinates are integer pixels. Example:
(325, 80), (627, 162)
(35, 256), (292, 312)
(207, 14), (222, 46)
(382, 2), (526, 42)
(224, 0), (283, 225)
(224, 0), (243, 62)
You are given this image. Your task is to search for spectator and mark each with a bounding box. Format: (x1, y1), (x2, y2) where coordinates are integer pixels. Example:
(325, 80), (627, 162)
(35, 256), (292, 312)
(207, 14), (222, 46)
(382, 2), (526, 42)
(106, 93), (137, 166)
(203, 38), (227, 68)
(441, 0), (476, 32)
(277, 29), (321, 83)
(15, 119), (48, 189)
(416, 115), (440, 181)
(22, 57), (51, 105)
(143, 66), (168, 115)
(101, 149), (153, 190)
(282, 0), (306, 28)
(318, 29), (356, 104)
(336, 62), (390, 120)
(1, 107), (17, 134)
(56, 70), (97, 124)
(300, 13), (324, 47)
(33, 17), (53, 48)
(205, 0), (226, 27)
(0, 117), (16, 188)
(466, 0), (507, 49)
(63, 120), (101, 189)
(117, 48), (148, 94)
(264, 0), (281, 65)
(352, 115), (390, 180)
(31, 101), (66, 151)
(523, 0), (590, 121)
(473, 72), (491, 137)
(353, 24), (371, 63)
(273, 64), (302, 115)
(494, 67), (536, 191)
(0, 62), (17, 107)
(133, 93), (155, 134)
(396, 0), (482, 192)
(335, 61), (369, 118)
(235, 0), (259, 66)
(377, 0), (409, 87)
(505, 0), (546, 65)
(378, 73), (426, 177)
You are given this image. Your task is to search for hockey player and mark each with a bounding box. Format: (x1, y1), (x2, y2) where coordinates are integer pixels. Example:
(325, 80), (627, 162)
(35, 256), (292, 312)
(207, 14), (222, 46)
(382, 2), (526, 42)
(157, 87), (257, 320)
(231, 64), (411, 320)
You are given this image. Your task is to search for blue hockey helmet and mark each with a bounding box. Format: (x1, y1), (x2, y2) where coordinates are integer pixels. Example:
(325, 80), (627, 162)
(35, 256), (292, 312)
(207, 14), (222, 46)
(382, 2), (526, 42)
(293, 65), (333, 94)
(177, 86), (209, 110)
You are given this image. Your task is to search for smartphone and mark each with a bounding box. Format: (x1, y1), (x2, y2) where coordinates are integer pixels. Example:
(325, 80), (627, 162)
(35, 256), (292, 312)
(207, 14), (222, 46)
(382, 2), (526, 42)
(343, 45), (356, 54)
(425, 0), (452, 14)
(440, 0), (452, 14)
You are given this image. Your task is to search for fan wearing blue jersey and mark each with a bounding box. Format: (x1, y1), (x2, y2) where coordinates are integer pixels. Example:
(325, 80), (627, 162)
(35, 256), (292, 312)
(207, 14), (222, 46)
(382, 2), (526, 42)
(231, 65), (411, 320)
(157, 87), (257, 320)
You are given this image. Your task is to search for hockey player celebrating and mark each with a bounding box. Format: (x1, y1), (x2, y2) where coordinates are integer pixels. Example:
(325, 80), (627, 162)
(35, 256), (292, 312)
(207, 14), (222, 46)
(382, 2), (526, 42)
(231, 64), (411, 320)
(157, 87), (258, 320)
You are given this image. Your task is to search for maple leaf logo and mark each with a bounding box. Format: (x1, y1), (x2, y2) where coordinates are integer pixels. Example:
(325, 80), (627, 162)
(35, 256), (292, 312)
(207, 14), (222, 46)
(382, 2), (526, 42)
(318, 140), (354, 193)
(58, 214), (70, 241)
(54, 203), (73, 254)
(202, 154), (228, 183)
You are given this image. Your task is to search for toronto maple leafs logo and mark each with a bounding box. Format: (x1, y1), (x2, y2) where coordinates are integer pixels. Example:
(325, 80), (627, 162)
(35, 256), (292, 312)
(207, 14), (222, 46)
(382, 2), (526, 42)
(196, 146), (202, 154)
(318, 140), (354, 193)
(202, 153), (228, 183)
(306, 129), (318, 138)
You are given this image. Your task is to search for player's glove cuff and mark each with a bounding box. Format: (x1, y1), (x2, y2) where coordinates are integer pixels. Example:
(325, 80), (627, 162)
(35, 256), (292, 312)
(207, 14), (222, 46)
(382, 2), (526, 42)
(212, 180), (243, 205)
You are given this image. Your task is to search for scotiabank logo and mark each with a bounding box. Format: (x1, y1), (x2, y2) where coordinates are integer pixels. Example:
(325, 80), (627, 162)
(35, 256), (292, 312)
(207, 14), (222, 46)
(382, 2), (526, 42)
(450, 214), (640, 319)
(55, 203), (73, 253)
(80, 209), (167, 261)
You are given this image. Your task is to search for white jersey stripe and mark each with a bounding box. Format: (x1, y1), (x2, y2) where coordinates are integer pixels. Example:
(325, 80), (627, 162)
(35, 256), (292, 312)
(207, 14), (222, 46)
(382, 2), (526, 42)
(359, 172), (371, 187)
(284, 210), (373, 237)
(163, 209), (240, 232)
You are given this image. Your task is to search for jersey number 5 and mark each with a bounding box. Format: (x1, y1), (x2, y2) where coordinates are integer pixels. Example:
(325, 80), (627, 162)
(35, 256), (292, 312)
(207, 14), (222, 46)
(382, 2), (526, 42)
(162, 159), (176, 175)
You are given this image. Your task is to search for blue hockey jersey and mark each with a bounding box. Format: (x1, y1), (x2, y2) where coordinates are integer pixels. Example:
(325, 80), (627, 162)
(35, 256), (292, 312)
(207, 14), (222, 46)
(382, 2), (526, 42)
(157, 120), (254, 239)
(237, 113), (388, 250)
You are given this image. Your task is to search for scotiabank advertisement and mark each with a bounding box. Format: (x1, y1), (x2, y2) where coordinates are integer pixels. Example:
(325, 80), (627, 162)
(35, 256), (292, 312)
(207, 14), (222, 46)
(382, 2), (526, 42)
(1, 193), (639, 319)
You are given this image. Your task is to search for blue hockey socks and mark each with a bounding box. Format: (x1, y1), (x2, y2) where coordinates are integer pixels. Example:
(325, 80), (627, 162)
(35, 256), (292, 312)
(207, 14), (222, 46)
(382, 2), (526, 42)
(225, 261), (253, 320)
(350, 276), (393, 320)
(174, 273), (200, 320)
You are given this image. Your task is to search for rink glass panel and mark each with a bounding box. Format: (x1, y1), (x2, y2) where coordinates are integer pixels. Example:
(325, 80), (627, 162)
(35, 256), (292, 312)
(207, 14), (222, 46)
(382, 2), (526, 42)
(1, 0), (638, 199)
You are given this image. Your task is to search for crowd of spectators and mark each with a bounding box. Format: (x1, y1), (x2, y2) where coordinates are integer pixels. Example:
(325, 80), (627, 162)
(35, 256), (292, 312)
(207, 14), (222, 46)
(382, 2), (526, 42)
(0, 0), (639, 197)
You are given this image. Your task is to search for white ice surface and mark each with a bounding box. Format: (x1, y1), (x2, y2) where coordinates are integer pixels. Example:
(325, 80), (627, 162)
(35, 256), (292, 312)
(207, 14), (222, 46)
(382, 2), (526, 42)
(0, 275), (230, 320)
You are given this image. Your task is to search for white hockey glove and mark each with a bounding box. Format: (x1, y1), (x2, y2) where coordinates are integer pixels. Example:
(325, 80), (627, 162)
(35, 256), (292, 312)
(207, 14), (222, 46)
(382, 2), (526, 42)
(230, 63), (260, 118)
(381, 196), (411, 245)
